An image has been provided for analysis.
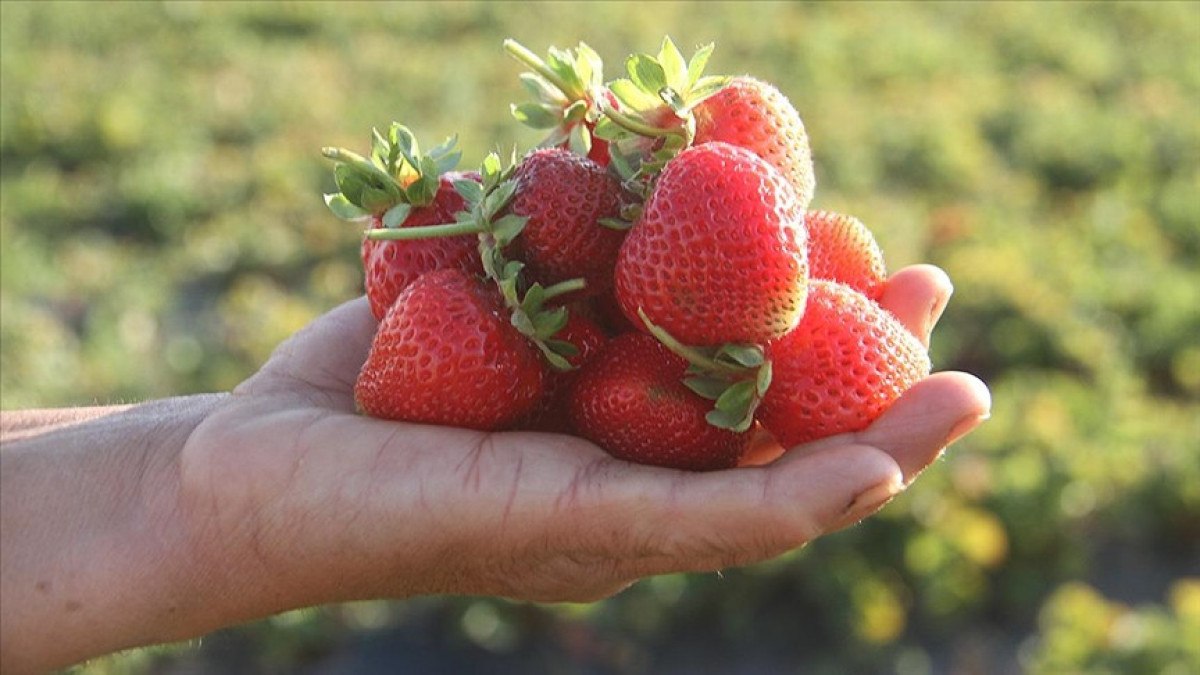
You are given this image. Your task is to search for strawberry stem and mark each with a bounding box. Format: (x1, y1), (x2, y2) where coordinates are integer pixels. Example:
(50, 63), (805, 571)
(598, 99), (682, 140)
(541, 278), (587, 300)
(637, 309), (742, 376)
(364, 221), (481, 240)
(503, 39), (581, 100)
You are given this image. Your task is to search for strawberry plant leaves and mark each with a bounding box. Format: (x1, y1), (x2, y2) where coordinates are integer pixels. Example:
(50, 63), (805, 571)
(657, 36), (688, 92)
(717, 343), (765, 368)
(687, 43), (715, 87)
(512, 102), (560, 129)
(684, 375), (730, 400)
(628, 54), (668, 94)
(381, 203), (412, 229)
(453, 178), (484, 204)
(324, 193), (370, 221)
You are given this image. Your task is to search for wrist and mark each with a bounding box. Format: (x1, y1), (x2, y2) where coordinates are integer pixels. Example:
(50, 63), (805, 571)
(0, 394), (227, 673)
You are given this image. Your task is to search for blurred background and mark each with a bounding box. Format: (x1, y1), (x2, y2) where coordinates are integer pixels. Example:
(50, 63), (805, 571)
(2, 2), (1197, 673)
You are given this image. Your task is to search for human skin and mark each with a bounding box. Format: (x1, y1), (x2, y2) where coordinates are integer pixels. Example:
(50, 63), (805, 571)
(0, 264), (990, 674)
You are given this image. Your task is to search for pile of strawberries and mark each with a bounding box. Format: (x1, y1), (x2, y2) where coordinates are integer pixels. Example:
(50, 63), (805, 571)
(323, 38), (930, 471)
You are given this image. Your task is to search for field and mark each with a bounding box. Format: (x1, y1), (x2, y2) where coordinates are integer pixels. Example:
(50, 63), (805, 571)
(2, 2), (1198, 673)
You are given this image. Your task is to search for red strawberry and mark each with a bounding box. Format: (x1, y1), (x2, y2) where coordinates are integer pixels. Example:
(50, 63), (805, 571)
(517, 312), (607, 433)
(507, 148), (626, 296)
(504, 40), (615, 166)
(361, 172), (480, 320)
(569, 333), (750, 471)
(803, 211), (887, 300)
(323, 125), (478, 320)
(614, 141), (808, 346)
(757, 281), (931, 447)
(693, 76), (816, 208)
(597, 40), (813, 207)
(354, 268), (546, 430)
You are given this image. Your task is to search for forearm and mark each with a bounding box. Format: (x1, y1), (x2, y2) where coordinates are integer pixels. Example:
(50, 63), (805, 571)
(0, 394), (227, 674)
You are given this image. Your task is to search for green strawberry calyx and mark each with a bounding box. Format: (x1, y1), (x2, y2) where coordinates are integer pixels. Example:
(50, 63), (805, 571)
(322, 122), (462, 224)
(594, 37), (729, 181)
(366, 151), (584, 372)
(637, 309), (771, 433)
(504, 39), (607, 160)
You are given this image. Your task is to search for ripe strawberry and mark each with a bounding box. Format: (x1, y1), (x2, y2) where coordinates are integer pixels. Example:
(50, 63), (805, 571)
(569, 333), (750, 471)
(596, 39), (814, 207)
(614, 141), (808, 346)
(323, 124), (479, 320)
(504, 40), (615, 166)
(360, 172), (480, 320)
(507, 148), (626, 296)
(354, 268), (546, 430)
(692, 76), (816, 208)
(803, 210), (887, 300)
(757, 280), (931, 447)
(517, 311), (607, 433)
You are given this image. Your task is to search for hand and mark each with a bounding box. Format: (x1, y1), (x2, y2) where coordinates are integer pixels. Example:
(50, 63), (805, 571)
(179, 264), (991, 614)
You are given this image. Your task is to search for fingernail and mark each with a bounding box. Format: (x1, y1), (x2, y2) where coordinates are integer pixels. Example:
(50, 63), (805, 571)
(945, 412), (990, 448)
(842, 478), (903, 520)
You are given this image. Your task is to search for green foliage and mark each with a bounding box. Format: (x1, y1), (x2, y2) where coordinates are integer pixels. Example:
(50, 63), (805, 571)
(3, 1), (1197, 672)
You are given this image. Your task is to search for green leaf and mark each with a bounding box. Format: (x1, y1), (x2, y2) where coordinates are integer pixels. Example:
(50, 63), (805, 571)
(684, 375), (730, 400)
(563, 100), (589, 123)
(324, 193), (370, 221)
(481, 153), (503, 183)
(715, 379), (755, 414)
(682, 76), (730, 111)
(360, 185), (398, 213)
(544, 338), (580, 358)
(756, 359), (773, 397)
(381, 203), (412, 228)
(576, 42), (603, 85)
(658, 36), (688, 91)
(687, 43), (715, 87)
(567, 124), (592, 157)
(540, 347), (573, 372)
(519, 72), (568, 105)
(717, 344), (765, 368)
(706, 408), (747, 432)
(393, 125), (420, 169)
(501, 259), (525, 280)
(522, 283), (546, 313)
(510, 309), (536, 336)
(484, 181), (518, 220)
(453, 178), (484, 205)
(628, 54), (668, 94)
(512, 102), (561, 129)
(607, 78), (662, 111)
(532, 305), (569, 338)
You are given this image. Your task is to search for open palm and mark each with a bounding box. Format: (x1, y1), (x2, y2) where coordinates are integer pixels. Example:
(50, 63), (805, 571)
(180, 265), (990, 612)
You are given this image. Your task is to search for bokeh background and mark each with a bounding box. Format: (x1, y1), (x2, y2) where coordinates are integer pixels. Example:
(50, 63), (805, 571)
(2, 2), (1198, 673)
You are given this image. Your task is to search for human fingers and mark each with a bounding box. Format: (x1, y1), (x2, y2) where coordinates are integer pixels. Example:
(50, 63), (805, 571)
(877, 264), (954, 347)
(853, 370), (991, 483)
(578, 441), (904, 581)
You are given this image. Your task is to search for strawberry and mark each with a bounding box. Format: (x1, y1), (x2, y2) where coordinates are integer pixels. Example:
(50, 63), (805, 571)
(506, 147), (627, 296)
(614, 141), (808, 346)
(517, 311), (607, 433)
(360, 172), (481, 320)
(323, 124), (479, 320)
(504, 40), (615, 166)
(568, 333), (750, 471)
(803, 211), (887, 300)
(757, 280), (931, 447)
(692, 76), (816, 208)
(354, 268), (546, 430)
(595, 39), (814, 208)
